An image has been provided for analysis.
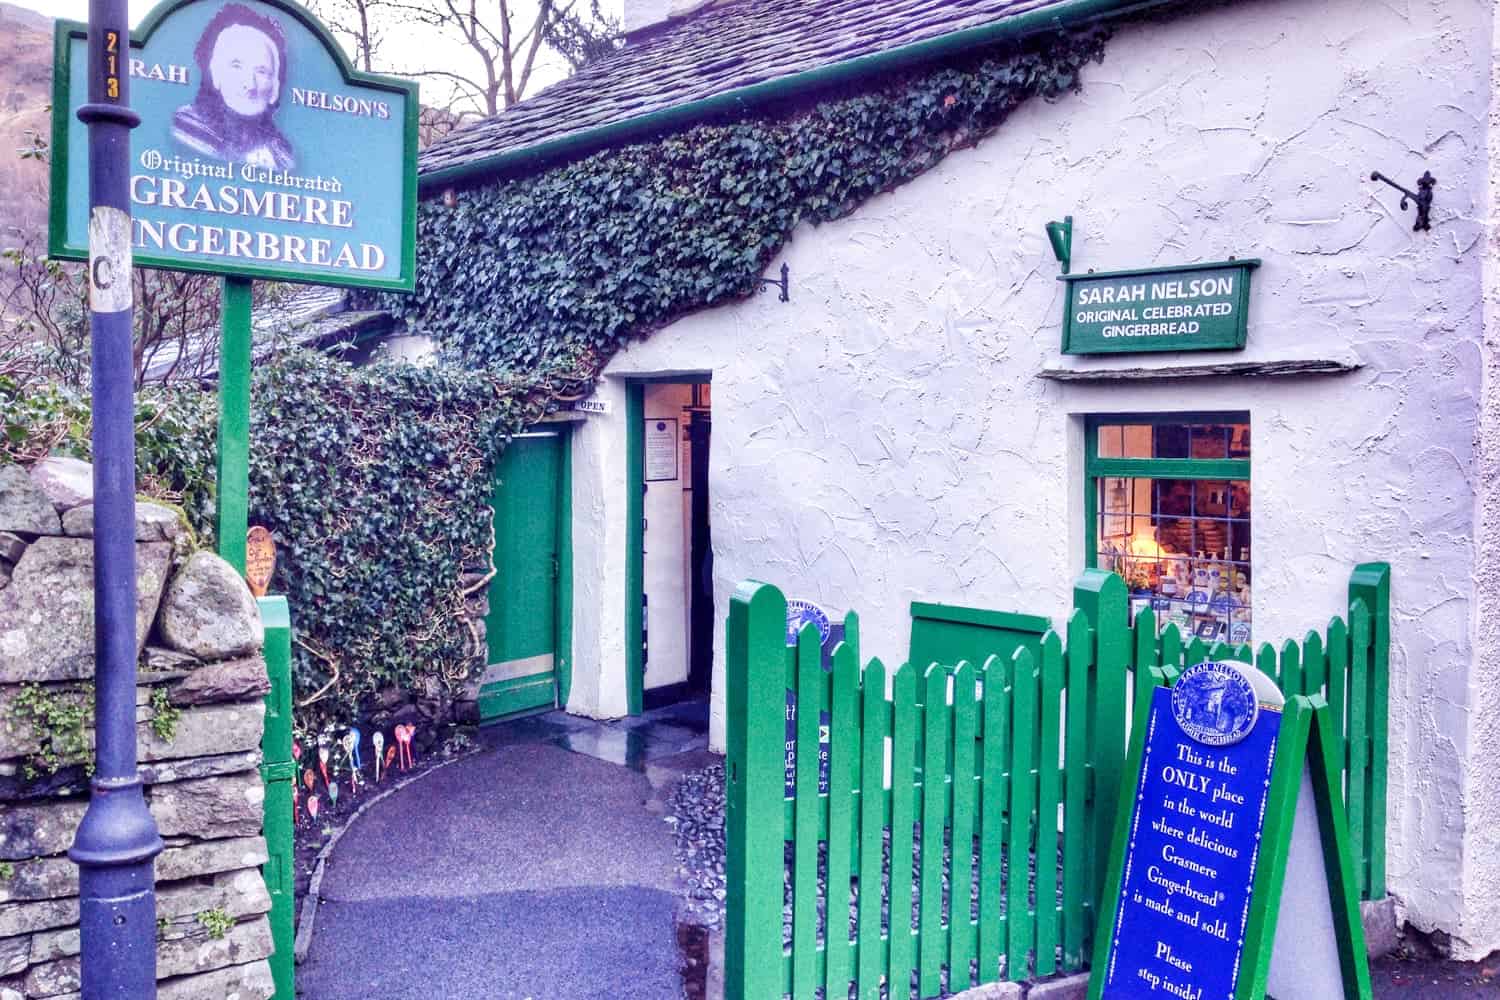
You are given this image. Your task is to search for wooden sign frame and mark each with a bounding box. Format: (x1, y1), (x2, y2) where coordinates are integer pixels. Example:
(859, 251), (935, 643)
(1089, 686), (1372, 1000)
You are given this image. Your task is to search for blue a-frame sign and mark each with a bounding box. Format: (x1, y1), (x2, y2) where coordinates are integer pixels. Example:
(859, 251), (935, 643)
(1089, 661), (1373, 1000)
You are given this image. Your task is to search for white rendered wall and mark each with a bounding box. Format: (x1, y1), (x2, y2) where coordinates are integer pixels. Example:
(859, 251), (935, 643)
(568, 0), (1493, 954)
(567, 376), (632, 720)
(370, 334), (436, 364)
(1465, 1), (1500, 957)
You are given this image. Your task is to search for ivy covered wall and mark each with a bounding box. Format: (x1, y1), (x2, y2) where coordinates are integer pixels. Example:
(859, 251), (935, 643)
(380, 29), (1109, 373)
(316, 29), (1114, 728)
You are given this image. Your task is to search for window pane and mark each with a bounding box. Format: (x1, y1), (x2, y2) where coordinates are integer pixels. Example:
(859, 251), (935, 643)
(1157, 478), (1192, 517)
(1097, 425), (1123, 458)
(1096, 424), (1156, 458)
(1227, 520), (1251, 565)
(1096, 419), (1250, 461)
(1190, 424), (1230, 459)
(1195, 481), (1230, 519)
(1229, 423), (1251, 458)
(1228, 480), (1250, 518)
(1154, 423), (1189, 458)
(1096, 472), (1252, 641)
(1122, 425), (1153, 458)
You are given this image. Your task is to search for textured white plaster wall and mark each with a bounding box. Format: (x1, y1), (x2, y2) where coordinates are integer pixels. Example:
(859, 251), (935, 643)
(573, 0), (1493, 953)
(567, 376), (632, 720)
(1463, 0), (1500, 956)
(368, 334), (435, 365)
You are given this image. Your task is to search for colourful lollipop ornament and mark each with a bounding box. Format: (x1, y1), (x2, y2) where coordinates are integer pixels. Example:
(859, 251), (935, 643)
(394, 724), (415, 770)
(372, 731), (385, 783)
(328, 783), (339, 810)
(318, 744), (331, 788)
(308, 796), (320, 821)
(340, 732), (359, 795)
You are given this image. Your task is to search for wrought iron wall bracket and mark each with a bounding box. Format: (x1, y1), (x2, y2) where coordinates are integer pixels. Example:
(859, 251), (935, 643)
(1370, 170), (1435, 231)
(759, 262), (790, 302)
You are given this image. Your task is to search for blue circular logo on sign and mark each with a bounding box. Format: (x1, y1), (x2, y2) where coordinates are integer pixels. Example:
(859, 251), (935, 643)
(786, 600), (831, 647)
(1170, 661), (1260, 746)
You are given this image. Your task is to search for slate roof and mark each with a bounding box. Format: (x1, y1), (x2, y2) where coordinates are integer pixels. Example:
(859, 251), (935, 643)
(418, 0), (1088, 180)
(141, 285), (396, 383)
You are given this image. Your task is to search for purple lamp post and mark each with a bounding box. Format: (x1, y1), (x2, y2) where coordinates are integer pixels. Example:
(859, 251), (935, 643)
(69, 1), (165, 995)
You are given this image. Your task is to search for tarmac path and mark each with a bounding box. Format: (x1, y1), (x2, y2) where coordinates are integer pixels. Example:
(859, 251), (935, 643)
(297, 735), (688, 1000)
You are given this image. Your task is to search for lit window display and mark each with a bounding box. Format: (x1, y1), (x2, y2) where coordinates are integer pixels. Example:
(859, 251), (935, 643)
(1089, 419), (1251, 643)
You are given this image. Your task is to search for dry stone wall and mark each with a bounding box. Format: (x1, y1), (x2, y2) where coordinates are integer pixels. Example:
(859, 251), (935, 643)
(0, 458), (275, 999)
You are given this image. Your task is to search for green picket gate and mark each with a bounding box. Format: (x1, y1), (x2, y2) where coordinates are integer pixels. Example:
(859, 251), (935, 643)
(258, 597), (296, 1000)
(724, 563), (1389, 1000)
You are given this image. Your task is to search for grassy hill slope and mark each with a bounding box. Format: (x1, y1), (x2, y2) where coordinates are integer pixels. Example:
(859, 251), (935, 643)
(0, 3), (55, 257)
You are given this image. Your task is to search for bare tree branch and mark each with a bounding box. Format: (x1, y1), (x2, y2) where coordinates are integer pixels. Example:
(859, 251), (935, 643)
(312, 0), (620, 117)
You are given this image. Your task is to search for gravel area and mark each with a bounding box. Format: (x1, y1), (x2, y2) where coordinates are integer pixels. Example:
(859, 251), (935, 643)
(665, 762), (730, 928)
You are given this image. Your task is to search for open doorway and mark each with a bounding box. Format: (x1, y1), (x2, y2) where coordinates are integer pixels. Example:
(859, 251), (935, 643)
(639, 381), (713, 710)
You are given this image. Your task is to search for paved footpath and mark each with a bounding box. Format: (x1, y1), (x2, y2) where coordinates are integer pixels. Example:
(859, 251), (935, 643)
(299, 709), (708, 1000)
(1372, 955), (1500, 998)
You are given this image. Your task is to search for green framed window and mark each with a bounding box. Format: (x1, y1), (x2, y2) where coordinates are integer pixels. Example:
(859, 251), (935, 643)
(1085, 413), (1252, 643)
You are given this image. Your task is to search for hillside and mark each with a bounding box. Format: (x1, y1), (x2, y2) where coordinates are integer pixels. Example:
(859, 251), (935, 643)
(0, 3), (54, 257)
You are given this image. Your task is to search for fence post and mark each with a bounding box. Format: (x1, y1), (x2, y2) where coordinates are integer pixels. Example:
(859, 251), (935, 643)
(726, 581), (789, 1000)
(1349, 562), (1390, 899)
(1073, 570), (1129, 917)
(258, 597), (295, 1000)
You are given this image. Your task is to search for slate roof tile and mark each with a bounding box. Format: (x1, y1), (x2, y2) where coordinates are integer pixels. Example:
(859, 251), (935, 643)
(141, 285), (394, 383)
(418, 0), (1082, 178)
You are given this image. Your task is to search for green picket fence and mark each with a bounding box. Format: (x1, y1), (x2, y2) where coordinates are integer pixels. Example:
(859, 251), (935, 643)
(724, 563), (1389, 1000)
(259, 597), (296, 1000)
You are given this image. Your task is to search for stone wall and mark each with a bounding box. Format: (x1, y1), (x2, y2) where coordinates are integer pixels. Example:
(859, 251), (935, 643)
(0, 458), (276, 999)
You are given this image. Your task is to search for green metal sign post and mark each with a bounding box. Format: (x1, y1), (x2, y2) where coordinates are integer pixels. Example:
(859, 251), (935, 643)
(1059, 259), (1259, 355)
(218, 276), (252, 570)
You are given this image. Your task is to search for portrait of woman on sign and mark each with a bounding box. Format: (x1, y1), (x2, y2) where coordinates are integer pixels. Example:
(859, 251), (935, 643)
(172, 3), (296, 170)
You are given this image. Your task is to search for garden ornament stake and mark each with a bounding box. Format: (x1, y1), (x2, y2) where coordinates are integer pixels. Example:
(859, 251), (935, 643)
(1370, 169), (1435, 231)
(69, 0), (166, 995)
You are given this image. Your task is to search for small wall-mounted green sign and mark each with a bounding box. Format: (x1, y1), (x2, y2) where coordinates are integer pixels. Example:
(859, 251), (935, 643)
(1060, 259), (1258, 355)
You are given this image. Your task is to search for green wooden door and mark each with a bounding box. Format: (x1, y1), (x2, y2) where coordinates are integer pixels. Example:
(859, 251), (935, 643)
(479, 432), (566, 721)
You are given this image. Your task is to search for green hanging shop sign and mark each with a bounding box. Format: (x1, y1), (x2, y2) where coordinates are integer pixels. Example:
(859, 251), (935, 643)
(1060, 259), (1259, 356)
(49, 0), (418, 291)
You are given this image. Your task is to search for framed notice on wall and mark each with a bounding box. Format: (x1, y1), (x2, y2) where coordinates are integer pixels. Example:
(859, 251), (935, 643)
(645, 419), (678, 482)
